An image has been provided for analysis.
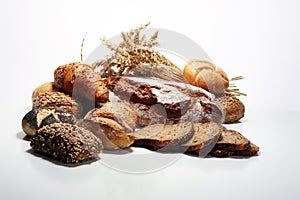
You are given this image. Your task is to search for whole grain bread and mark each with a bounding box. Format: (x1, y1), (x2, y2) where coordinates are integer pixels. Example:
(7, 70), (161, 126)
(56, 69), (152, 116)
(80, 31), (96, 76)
(209, 129), (259, 157)
(216, 94), (245, 124)
(181, 122), (222, 155)
(210, 142), (259, 157)
(131, 122), (194, 148)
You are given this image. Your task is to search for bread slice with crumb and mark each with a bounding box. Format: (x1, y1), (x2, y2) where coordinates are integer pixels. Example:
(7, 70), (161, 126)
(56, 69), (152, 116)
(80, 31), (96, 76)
(181, 122), (222, 156)
(131, 122), (194, 148)
(209, 130), (259, 157)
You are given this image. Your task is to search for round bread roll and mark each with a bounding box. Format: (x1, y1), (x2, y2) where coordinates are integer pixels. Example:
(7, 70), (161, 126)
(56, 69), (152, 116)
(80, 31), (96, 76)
(22, 107), (77, 136)
(32, 91), (82, 118)
(216, 94), (245, 124)
(31, 82), (60, 100)
(183, 60), (229, 94)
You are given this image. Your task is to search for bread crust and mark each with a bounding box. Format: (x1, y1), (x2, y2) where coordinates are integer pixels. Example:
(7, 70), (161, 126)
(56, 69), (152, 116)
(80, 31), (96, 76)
(216, 94), (245, 123)
(54, 62), (109, 103)
(183, 60), (229, 94)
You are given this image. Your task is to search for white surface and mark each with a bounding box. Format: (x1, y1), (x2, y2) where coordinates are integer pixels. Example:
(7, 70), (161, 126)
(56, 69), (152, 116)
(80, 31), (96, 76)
(1, 0), (300, 199)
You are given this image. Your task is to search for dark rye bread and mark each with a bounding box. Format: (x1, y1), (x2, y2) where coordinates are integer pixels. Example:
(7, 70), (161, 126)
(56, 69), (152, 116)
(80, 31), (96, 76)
(107, 76), (224, 124)
(131, 122), (194, 148)
(209, 130), (260, 157)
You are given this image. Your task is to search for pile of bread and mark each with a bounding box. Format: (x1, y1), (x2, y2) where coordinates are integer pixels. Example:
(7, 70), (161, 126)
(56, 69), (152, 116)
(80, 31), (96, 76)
(22, 60), (259, 164)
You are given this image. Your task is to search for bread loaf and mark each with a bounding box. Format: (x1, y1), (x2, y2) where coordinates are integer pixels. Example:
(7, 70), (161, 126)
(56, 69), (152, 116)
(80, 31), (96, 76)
(183, 60), (229, 94)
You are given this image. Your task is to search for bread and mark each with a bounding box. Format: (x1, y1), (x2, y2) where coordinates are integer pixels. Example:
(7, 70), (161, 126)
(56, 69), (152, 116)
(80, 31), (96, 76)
(213, 130), (250, 151)
(183, 60), (229, 94)
(210, 142), (259, 157)
(30, 123), (102, 163)
(216, 94), (245, 123)
(32, 91), (82, 118)
(181, 122), (222, 155)
(108, 76), (224, 124)
(85, 102), (137, 133)
(54, 62), (109, 103)
(32, 82), (60, 100)
(22, 107), (76, 136)
(79, 116), (134, 149)
(209, 129), (259, 157)
(131, 122), (194, 148)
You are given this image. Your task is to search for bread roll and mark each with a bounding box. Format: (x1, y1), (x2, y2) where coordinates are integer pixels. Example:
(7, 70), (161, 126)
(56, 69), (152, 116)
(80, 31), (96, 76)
(54, 62), (109, 103)
(183, 60), (229, 94)
(32, 82), (59, 100)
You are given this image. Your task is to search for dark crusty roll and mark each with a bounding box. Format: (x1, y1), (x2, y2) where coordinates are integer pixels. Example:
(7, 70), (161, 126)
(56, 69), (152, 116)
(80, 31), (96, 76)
(22, 107), (76, 136)
(30, 123), (102, 163)
(54, 62), (109, 103)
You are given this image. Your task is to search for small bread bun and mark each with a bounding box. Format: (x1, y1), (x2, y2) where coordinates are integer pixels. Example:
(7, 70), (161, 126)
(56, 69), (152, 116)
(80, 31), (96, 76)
(32, 82), (59, 100)
(216, 94), (245, 124)
(183, 60), (229, 94)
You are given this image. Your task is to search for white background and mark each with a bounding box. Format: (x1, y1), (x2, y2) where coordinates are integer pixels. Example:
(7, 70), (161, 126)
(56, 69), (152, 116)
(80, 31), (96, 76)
(0, 0), (300, 200)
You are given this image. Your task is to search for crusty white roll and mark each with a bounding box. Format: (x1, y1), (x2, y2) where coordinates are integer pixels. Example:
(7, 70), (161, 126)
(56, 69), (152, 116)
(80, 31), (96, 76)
(183, 60), (229, 94)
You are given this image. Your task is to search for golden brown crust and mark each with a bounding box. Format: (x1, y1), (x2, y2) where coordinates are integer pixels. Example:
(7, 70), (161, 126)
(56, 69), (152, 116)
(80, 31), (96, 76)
(216, 94), (245, 123)
(183, 60), (229, 94)
(54, 62), (109, 103)
(81, 114), (134, 149)
(32, 91), (82, 118)
(32, 82), (60, 100)
(85, 102), (137, 133)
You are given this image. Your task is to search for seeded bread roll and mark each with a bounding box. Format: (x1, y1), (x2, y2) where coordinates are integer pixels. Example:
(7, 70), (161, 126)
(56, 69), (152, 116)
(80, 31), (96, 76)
(54, 62), (109, 103)
(30, 123), (102, 163)
(131, 122), (194, 148)
(216, 94), (245, 123)
(183, 60), (229, 94)
(32, 82), (60, 100)
(85, 102), (137, 133)
(22, 107), (76, 136)
(32, 91), (82, 118)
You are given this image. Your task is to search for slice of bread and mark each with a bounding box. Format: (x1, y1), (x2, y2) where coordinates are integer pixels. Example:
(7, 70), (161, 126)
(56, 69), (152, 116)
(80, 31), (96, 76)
(209, 129), (259, 157)
(182, 122), (222, 155)
(210, 142), (259, 157)
(213, 130), (251, 151)
(131, 122), (194, 148)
